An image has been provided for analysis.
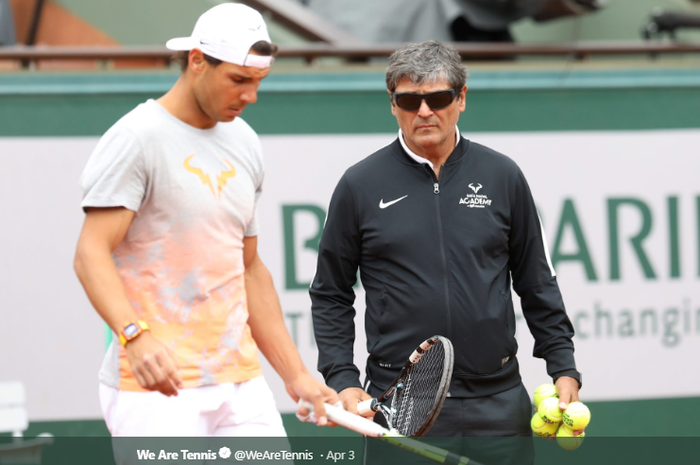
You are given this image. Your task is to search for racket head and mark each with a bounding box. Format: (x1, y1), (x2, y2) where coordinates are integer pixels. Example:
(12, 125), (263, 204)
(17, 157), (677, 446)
(390, 335), (454, 437)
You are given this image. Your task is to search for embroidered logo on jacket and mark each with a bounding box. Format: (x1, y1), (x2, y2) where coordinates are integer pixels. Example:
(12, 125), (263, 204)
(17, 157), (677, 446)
(379, 195), (408, 209)
(460, 183), (492, 208)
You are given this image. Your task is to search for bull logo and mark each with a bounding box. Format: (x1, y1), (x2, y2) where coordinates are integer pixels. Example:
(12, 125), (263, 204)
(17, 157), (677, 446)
(183, 154), (236, 199)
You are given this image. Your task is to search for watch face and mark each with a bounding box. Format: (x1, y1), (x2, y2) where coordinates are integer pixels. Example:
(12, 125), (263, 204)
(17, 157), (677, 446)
(123, 323), (139, 338)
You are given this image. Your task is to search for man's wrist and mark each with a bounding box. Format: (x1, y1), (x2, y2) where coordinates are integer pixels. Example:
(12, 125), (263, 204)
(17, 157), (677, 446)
(339, 386), (365, 394)
(553, 369), (582, 389)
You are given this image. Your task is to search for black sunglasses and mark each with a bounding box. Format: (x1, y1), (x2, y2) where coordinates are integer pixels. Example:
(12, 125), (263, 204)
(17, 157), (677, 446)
(392, 89), (457, 111)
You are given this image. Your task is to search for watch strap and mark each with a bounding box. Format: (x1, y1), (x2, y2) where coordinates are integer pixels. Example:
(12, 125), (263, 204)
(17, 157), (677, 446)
(118, 320), (150, 347)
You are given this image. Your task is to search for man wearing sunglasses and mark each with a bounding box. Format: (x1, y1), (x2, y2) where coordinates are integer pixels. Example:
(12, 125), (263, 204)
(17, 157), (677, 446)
(311, 41), (581, 455)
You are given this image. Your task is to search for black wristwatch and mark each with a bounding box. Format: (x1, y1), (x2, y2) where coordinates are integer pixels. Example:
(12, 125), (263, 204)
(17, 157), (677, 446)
(553, 369), (582, 390)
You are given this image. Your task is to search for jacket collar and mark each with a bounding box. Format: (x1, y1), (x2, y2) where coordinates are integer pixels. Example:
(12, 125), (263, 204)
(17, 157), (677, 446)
(393, 127), (467, 167)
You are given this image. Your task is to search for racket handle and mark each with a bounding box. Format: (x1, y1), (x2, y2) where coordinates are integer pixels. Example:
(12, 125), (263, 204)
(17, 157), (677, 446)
(357, 398), (375, 415)
(299, 401), (387, 437)
(299, 402), (481, 465)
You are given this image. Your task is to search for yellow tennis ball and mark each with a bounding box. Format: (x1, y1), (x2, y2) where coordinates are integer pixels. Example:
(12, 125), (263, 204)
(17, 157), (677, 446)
(531, 413), (559, 437)
(538, 397), (563, 424)
(556, 424), (585, 451)
(562, 402), (591, 431)
(533, 383), (558, 408)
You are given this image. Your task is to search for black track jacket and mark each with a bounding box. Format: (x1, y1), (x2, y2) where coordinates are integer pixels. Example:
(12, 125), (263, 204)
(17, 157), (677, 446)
(310, 137), (576, 398)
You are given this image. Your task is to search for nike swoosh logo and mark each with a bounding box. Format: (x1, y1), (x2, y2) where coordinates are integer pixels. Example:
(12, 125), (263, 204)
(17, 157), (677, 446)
(379, 195), (408, 209)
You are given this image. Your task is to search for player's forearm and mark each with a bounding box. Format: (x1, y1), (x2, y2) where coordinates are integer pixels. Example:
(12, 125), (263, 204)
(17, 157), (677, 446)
(74, 241), (139, 333)
(245, 257), (308, 383)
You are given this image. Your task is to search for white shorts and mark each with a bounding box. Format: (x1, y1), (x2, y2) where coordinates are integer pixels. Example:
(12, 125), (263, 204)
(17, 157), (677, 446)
(99, 376), (287, 437)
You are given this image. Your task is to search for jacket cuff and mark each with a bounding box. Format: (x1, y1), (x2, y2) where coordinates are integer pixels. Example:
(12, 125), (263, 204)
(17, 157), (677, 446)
(326, 371), (363, 394)
(553, 369), (582, 389)
(544, 348), (576, 376)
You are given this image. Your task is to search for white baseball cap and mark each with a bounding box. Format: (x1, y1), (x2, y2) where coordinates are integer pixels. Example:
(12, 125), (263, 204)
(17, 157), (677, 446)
(166, 3), (274, 69)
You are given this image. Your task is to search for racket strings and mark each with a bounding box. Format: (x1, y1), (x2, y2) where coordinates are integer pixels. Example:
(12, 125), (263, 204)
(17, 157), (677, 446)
(392, 341), (446, 436)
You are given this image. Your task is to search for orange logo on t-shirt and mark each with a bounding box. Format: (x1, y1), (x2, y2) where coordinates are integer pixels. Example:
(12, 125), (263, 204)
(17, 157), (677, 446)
(183, 154), (236, 198)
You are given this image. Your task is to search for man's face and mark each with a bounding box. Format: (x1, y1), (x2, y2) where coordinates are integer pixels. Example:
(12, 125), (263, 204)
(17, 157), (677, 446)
(191, 51), (270, 124)
(390, 77), (466, 156)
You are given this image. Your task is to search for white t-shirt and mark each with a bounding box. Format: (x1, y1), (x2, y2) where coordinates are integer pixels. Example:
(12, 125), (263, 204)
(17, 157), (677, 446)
(81, 99), (265, 391)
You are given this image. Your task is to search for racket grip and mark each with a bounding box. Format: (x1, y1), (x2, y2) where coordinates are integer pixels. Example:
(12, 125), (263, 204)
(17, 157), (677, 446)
(298, 401), (387, 437)
(357, 398), (375, 415)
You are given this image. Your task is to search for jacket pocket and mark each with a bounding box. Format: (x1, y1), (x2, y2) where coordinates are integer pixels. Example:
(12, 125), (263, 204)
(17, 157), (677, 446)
(454, 287), (517, 375)
(366, 291), (389, 354)
(463, 317), (514, 375)
(499, 286), (517, 339)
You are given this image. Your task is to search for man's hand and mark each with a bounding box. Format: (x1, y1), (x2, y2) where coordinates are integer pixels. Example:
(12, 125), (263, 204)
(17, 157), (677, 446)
(125, 332), (183, 397)
(555, 376), (584, 436)
(286, 372), (339, 426)
(555, 376), (580, 409)
(339, 387), (374, 418)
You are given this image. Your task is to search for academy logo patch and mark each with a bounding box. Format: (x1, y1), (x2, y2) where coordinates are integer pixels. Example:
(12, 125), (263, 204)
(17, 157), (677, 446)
(460, 183), (492, 208)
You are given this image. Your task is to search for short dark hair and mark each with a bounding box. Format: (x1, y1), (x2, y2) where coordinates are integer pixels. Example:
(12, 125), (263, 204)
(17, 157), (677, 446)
(386, 40), (468, 94)
(174, 40), (279, 72)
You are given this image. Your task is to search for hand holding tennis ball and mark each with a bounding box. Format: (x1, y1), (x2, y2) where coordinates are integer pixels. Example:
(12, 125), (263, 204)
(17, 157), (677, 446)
(532, 381), (590, 447)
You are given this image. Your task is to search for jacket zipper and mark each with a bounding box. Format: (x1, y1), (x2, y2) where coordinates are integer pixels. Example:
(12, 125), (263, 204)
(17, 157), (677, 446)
(431, 164), (452, 341)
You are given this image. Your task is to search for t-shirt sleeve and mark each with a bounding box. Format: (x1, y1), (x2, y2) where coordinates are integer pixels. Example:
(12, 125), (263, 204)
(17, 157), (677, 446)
(80, 125), (147, 212)
(243, 133), (264, 237)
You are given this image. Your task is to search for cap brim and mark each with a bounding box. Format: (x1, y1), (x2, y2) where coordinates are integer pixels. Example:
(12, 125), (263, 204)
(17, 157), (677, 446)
(165, 37), (199, 51)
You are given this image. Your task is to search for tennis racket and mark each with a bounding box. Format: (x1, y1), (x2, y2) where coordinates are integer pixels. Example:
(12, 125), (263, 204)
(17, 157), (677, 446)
(357, 335), (454, 437)
(298, 401), (482, 465)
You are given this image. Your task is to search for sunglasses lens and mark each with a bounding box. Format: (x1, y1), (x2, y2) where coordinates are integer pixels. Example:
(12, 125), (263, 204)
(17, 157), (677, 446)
(394, 90), (455, 111)
(395, 94), (422, 111)
(425, 91), (455, 110)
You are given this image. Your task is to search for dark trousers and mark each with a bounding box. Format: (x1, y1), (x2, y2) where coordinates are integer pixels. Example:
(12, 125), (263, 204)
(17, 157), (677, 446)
(366, 383), (535, 465)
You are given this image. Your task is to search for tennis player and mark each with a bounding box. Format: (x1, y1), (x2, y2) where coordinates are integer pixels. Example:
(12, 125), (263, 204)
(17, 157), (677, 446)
(74, 3), (337, 437)
(310, 40), (581, 463)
